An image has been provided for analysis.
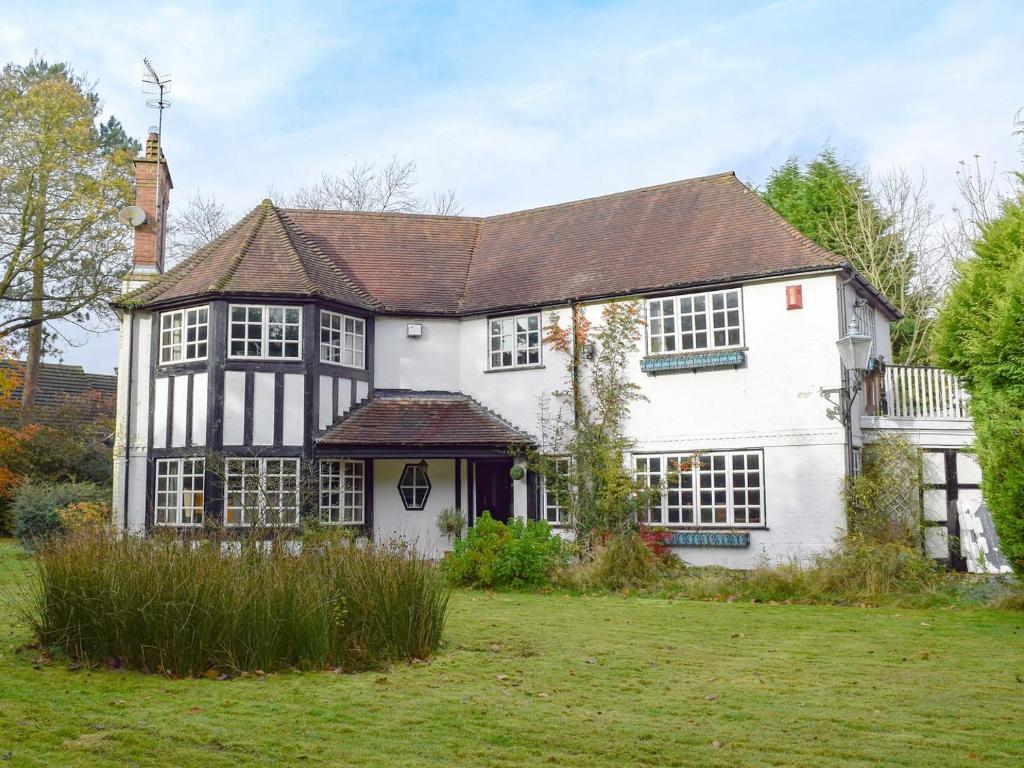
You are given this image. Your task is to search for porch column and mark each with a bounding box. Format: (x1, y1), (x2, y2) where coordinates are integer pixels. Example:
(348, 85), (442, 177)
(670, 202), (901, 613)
(512, 455), (529, 521)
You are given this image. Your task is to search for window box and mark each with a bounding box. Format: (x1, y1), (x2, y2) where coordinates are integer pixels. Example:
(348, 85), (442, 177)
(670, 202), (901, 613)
(663, 530), (751, 547)
(640, 349), (746, 374)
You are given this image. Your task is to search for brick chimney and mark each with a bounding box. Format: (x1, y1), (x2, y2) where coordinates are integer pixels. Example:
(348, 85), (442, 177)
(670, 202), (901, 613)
(131, 128), (173, 277)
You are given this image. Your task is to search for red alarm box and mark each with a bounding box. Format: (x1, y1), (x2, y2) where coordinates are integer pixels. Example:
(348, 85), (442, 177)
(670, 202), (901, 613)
(786, 284), (803, 310)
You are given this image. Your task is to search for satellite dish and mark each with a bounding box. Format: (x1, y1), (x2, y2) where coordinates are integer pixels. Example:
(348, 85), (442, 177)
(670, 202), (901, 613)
(118, 205), (147, 228)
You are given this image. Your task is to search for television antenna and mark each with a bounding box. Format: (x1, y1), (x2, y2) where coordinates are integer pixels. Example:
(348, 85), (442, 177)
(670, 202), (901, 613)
(141, 59), (171, 261)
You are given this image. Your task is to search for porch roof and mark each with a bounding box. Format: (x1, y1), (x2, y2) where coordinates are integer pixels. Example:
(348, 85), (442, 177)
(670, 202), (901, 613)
(318, 390), (535, 451)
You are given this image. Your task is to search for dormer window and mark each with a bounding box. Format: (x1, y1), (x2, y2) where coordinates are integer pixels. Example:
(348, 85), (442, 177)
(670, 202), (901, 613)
(646, 288), (743, 355)
(159, 306), (209, 364)
(488, 312), (541, 369)
(320, 310), (365, 368)
(229, 305), (302, 360)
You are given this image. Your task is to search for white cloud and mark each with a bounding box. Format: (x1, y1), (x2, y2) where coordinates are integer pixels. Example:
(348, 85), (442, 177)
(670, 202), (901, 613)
(5, 0), (1021, 372)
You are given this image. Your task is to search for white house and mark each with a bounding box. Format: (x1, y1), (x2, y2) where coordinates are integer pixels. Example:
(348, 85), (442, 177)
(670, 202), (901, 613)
(112, 132), (980, 567)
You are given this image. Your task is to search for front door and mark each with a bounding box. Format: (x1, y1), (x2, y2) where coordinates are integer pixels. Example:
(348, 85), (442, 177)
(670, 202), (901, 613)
(474, 459), (513, 524)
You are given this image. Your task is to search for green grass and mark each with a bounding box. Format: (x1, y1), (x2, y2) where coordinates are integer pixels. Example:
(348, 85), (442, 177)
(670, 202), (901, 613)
(1, 539), (1023, 767)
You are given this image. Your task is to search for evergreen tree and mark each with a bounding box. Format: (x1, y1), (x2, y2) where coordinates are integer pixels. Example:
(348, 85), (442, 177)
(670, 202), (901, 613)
(935, 196), (1024, 573)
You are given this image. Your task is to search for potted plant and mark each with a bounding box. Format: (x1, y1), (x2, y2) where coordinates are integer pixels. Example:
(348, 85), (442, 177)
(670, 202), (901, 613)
(436, 507), (467, 552)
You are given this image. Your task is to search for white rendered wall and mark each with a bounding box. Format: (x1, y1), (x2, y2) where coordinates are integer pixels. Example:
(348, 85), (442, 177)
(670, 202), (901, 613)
(457, 309), (570, 440)
(373, 459), (456, 558)
(374, 316), (463, 391)
(371, 274), (855, 566)
(112, 311), (152, 532)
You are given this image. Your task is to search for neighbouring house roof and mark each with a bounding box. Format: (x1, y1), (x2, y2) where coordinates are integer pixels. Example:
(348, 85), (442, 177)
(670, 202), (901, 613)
(0, 360), (117, 427)
(120, 173), (891, 316)
(318, 390), (534, 449)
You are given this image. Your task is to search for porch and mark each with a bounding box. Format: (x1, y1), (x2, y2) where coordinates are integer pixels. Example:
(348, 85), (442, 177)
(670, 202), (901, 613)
(317, 389), (535, 557)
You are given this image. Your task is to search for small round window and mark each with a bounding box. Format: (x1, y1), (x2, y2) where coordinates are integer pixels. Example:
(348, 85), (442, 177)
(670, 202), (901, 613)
(398, 462), (431, 510)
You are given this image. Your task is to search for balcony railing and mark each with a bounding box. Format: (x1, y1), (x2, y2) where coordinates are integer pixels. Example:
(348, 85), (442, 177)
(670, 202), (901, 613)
(874, 364), (970, 420)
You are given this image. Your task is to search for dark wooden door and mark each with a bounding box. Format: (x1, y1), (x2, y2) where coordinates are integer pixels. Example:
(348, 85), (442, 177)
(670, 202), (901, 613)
(474, 459), (513, 523)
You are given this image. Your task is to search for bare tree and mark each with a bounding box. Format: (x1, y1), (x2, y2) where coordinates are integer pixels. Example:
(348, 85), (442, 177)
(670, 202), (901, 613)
(166, 189), (232, 267)
(826, 168), (946, 364)
(287, 157), (462, 215)
(164, 158), (463, 267)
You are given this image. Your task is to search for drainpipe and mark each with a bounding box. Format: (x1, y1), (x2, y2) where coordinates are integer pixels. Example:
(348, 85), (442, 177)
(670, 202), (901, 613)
(836, 274), (855, 477)
(122, 309), (135, 530)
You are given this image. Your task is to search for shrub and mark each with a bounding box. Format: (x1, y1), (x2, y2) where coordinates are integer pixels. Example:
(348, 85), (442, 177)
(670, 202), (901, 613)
(657, 538), (950, 606)
(591, 533), (660, 590)
(844, 435), (923, 546)
(22, 531), (449, 676)
(443, 513), (565, 588)
(58, 501), (112, 534)
(12, 481), (107, 546)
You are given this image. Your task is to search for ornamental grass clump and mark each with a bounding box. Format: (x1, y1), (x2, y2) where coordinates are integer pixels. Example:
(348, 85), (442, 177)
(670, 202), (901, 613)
(22, 530), (449, 676)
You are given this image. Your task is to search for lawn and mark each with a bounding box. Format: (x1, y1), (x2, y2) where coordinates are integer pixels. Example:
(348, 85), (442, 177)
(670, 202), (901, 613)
(1, 539), (1022, 767)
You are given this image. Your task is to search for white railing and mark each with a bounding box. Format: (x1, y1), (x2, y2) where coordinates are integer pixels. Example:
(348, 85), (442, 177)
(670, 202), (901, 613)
(882, 365), (970, 420)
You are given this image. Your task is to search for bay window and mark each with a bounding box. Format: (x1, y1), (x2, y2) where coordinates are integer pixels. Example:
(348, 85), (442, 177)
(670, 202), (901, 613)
(225, 457), (300, 526)
(159, 306), (209, 363)
(229, 305), (302, 360)
(154, 457), (205, 525)
(634, 450), (763, 527)
(320, 310), (365, 368)
(645, 288), (742, 355)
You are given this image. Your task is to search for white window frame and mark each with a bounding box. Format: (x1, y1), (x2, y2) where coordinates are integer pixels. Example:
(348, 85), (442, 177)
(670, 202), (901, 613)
(319, 459), (365, 524)
(224, 457), (300, 526)
(228, 304), (303, 360)
(542, 457), (571, 526)
(634, 450), (764, 528)
(320, 310), (365, 369)
(154, 457), (205, 526)
(645, 288), (743, 356)
(488, 312), (542, 370)
(159, 306), (210, 364)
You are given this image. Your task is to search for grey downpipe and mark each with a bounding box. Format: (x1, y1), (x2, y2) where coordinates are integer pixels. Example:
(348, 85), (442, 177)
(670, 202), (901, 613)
(122, 309), (135, 530)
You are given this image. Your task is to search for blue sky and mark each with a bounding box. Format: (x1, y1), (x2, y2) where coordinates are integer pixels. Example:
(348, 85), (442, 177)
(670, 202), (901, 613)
(2, 0), (1022, 373)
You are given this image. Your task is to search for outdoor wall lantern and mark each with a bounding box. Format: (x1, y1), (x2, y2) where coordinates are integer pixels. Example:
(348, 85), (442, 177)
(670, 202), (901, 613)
(820, 320), (875, 425)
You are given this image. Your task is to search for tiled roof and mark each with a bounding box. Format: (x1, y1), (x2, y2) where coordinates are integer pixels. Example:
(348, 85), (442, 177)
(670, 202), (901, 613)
(0, 360), (116, 427)
(122, 173), (853, 314)
(124, 201), (377, 310)
(318, 390), (534, 448)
